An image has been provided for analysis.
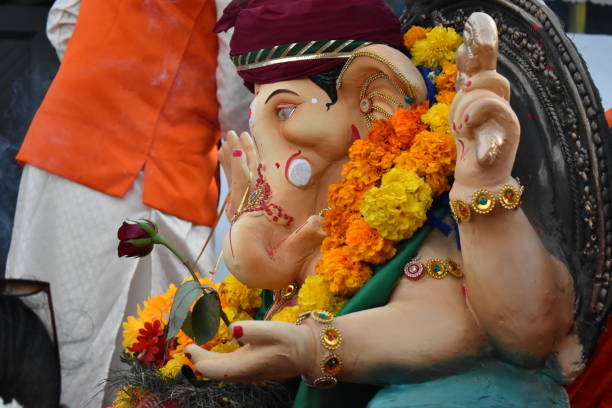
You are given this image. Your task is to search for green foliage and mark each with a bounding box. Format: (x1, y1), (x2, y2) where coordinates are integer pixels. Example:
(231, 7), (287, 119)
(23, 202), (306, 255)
(166, 280), (203, 341)
(192, 292), (221, 344)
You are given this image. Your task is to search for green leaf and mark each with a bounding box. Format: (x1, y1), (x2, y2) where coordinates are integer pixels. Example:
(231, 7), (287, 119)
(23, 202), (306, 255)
(191, 292), (221, 344)
(166, 280), (204, 341)
(181, 312), (194, 338)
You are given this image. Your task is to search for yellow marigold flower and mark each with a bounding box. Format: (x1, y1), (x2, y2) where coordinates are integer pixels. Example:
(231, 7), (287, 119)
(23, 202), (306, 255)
(137, 284), (177, 323)
(403, 26), (431, 50)
(316, 246), (373, 296)
(219, 273), (262, 311)
(121, 283), (178, 350)
(271, 305), (300, 323)
(411, 26), (463, 69)
(345, 218), (397, 264)
(360, 168), (432, 241)
(297, 275), (350, 316)
(160, 352), (188, 379)
(389, 106), (429, 149)
(173, 330), (194, 354)
(422, 103), (451, 134)
(210, 342), (240, 353)
(113, 387), (134, 408)
(121, 315), (143, 350)
(394, 130), (456, 196)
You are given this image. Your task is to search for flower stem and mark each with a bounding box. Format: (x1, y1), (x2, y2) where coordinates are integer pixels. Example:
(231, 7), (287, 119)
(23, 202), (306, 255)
(155, 236), (203, 289)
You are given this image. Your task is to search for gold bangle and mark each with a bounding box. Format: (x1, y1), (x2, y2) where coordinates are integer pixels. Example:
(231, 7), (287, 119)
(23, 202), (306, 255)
(450, 180), (524, 223)
(295, 310), (342, 389)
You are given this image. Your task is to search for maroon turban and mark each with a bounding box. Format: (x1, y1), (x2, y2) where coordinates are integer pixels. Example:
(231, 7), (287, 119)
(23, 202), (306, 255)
(214, 0), (403, 90)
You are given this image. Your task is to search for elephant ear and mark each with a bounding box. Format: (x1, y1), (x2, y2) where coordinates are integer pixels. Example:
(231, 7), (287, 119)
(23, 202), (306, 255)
(336, 44), (427, 128)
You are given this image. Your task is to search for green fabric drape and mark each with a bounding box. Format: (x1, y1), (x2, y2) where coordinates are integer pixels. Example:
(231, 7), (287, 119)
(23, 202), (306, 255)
(292, 220), (435, 408)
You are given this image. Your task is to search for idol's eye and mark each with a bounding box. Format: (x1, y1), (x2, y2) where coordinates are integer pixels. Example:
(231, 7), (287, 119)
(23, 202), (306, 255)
(277, 104), (296, 121)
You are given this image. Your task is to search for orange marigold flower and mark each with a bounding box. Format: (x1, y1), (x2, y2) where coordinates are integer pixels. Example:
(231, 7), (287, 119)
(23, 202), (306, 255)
(389, 105), (429, 149)
(316, 246), (373, 296)
(345, 219), (397, 264)
(366, 119), (396, 144)
(436, 90), (456, 105)
(345, 143), (398, 188)
(403, 26), (431, 50)
(435, 63), (458, 94)
(394, 130), (456, 196)
(327, 181), (366, 211)
(321, 236), (343, 252)
(323, 209), (359, 243)
(341, 160), (383, 187)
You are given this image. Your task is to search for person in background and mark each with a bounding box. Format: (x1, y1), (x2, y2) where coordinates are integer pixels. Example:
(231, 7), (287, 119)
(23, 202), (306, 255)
(4, 0), (248, 405)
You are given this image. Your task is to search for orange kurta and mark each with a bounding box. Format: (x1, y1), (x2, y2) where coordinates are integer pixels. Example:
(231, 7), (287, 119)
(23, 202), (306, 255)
(18, 0), (220, 226)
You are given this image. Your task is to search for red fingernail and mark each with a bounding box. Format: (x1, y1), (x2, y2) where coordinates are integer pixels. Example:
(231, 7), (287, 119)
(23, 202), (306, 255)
(452, 122), (456, 131)
(464, 80), (472, 87)
(232, 325), (244, 339)
(232, 150), (243, 157)
(195, 370), (202, 376)
(185, 353), (192, 359)
(464, 114), (470, 123)
(459, 123), (463, 130)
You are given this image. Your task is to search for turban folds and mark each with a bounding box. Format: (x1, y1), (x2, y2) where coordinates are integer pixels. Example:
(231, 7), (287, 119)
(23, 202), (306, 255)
(214, 0), (403, 89)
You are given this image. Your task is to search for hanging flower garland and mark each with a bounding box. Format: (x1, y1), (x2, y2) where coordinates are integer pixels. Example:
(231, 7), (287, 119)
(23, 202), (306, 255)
(313, 26), (462, 298)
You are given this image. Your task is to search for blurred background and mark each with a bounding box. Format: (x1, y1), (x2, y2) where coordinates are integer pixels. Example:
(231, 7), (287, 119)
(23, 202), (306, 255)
(0, 0), (611, 279)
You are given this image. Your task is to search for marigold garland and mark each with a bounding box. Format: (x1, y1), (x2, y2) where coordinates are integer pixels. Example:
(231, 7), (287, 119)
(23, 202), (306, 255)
(314, 25), (460, 298)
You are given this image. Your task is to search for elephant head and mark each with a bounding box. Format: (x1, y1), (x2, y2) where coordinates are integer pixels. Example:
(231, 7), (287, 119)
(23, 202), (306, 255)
(220, 44), (428, 290)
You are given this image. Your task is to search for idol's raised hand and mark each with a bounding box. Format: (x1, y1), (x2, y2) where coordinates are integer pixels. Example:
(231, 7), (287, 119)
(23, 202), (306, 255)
(449, 12), (521, 190)
(218, 130), (259, 220)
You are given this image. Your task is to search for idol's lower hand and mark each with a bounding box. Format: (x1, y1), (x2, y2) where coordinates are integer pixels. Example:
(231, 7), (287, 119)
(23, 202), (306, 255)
(184, 320), (317, 382)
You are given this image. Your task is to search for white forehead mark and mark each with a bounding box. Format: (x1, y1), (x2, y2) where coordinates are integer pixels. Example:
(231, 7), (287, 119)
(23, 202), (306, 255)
(311, 98), (318, 104)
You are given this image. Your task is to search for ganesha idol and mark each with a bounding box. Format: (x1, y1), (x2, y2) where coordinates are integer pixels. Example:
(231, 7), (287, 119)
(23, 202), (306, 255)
(185, 0), (588, 406)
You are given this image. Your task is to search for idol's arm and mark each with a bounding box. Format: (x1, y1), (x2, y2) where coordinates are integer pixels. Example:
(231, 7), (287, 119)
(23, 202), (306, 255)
(446, 13), (575, 364)
(185, 277), (485, 383)
(450, 183), (575, 363)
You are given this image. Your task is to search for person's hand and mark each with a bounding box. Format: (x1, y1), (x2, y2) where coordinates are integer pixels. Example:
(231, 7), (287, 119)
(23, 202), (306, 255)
(184, 320), (317, 382)
(219, 130), (259, 220)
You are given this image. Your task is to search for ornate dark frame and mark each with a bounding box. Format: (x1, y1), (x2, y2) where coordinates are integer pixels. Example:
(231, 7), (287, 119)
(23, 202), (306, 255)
(401, 0), (612, 361)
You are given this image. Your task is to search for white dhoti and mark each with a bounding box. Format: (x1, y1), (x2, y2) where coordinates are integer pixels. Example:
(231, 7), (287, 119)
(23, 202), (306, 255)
(6, 165), (215, 408)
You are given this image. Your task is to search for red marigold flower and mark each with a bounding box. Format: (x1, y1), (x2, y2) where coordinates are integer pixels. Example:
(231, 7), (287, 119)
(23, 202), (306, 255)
(128, 320), (173, 367)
